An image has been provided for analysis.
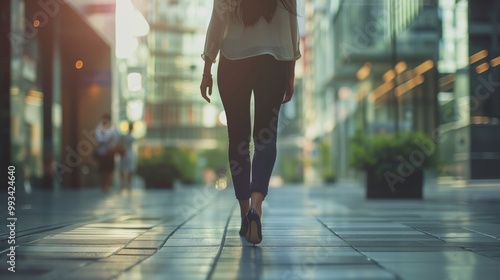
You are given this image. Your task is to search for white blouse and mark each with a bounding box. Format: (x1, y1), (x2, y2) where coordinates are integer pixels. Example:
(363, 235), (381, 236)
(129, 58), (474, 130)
(202, 0), (301, 63)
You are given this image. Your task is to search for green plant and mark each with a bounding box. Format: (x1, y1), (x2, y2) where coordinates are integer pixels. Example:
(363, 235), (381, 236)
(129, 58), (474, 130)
(136, 154), (181, 188)
(349, 131), (438, 176)
(163, 147), (197, 184)
(201, 148), (228, 172)
(320, 140), (336, 183)
(280, 155), (303, 183)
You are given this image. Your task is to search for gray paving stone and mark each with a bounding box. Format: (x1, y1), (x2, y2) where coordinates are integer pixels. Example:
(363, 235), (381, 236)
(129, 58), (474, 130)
(212, 263), (397, 280)
(98, 255), (148, 263)
(379, 263), (500, 280)
(163, 238), (222, 246)
(34, 238), (131, 245)
(116, 248), (157, 255)
(125, 240), (165, 249)
(12, 245), (122, 259)
(83, 222), (156, 229)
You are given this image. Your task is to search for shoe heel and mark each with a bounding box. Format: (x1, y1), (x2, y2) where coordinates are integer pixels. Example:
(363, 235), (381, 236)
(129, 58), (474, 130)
(245, 208), (262, 244)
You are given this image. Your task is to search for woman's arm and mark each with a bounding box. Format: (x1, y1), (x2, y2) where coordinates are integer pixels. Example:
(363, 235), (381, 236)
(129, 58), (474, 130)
(283, 0), (299, 104)
(201, 0), (227, 63)
(200, 0), (227, 103)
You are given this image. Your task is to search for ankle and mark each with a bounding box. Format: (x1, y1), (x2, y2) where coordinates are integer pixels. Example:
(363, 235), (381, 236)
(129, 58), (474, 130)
(250, 206), (262, 217)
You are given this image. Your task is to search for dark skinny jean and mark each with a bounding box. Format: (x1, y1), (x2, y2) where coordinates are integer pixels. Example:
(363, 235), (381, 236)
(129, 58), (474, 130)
(217, 54), (288, 200)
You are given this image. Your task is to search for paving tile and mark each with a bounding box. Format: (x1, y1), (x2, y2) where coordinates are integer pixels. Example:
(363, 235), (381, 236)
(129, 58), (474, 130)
(363, 251), (500, 265)
(62, 268), (122, 280)
(83, 261), (138, 271)
(98, 255), (148, 263)
(84, 223), (156, 229)
(379, 263), (500, 280)
(163, 238), (222, 246)
(125, 240), (165, 249)
(115, 249), (157, 255)
(157, 246), (220, 253)
(117, 271), (207, 280)
(355, 246), (467, 252)
(212, 264), (396, 280)
(13, 245), (122, 259)
(33, 238), (131, 245)
(225, 238), (350, 247)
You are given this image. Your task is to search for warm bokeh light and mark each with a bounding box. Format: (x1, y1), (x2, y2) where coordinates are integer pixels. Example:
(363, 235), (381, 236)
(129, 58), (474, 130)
(371, 81), (395, 101)
(75, 60), (84, 69)
(395, 61), (407, 74)
(469, 49), (488, 64)
(414, 60), (434, 75)
(476, 62), (490, 74)
(490, 56), (500, 67)
(88, 84), (101, 95)
(119, 121), (129, 133)
(356, 63), (372, 81)
(132, 120), (147, 139)
(383, 69), (396, 82)
(338, 87), (352, 100)
(33, 20), (40, 27)
(395, 76), (425, 96)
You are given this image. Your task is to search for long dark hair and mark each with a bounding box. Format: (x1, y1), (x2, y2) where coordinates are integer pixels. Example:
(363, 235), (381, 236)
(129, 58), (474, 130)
(240, 0), (296, 27)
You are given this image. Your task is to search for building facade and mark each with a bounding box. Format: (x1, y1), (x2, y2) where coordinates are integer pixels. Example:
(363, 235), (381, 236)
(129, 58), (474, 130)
(1, 0), (113, 190)
(437, 0), (500, 179)
(306, 0), (441, 182)
(307, 0), (500, 182)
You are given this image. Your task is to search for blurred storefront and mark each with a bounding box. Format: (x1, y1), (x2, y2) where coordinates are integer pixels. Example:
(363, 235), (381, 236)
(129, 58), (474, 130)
(1, 0), (113, 190)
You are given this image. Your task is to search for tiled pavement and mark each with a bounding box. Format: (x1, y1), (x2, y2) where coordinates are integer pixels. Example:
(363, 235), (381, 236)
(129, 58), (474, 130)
(2, 182), (500, 279)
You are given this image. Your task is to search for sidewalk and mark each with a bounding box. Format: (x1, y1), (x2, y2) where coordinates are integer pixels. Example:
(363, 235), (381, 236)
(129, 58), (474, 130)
(2, 182), (500, 279)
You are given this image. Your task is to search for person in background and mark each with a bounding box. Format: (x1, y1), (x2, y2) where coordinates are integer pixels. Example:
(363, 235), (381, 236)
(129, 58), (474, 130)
(120, 123), (136, 192)
(95, 113), (119, 192)
(200, 0), (300, 244)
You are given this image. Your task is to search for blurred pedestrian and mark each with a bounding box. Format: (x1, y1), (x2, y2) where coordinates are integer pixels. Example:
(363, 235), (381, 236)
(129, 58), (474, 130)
(200, 0), (300, 244)
(120, 122), (136, 192)
(95, 113), (119, 192)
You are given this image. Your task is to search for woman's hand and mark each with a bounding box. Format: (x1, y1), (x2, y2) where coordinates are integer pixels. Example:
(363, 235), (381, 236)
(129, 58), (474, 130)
(200, 75), (213, 103)
(200, 59), (213, 103)
(282, 61), (296, 104)
(282, 76), (294, 104)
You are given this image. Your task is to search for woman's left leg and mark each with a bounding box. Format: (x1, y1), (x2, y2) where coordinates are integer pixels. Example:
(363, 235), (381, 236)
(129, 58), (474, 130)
(250, 55), (288, 213)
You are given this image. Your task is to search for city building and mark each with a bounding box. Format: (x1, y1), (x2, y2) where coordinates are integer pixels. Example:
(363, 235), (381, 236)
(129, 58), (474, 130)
(306, 0), (441, 182)
(1, 0), (114, 189)
(437, 0), (500, 179)
(307, 0), (500, 182)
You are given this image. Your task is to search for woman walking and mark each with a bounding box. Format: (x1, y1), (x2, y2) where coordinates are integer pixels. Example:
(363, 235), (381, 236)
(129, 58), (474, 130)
(95, 114), (119, 193)
(200, 0), (300, 244)
(120, 123), (136, 192)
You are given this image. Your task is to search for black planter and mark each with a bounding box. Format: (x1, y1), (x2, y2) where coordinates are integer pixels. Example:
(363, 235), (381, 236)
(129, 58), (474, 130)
(143, 178), (174, 189)
(366, 169), (423, 199)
